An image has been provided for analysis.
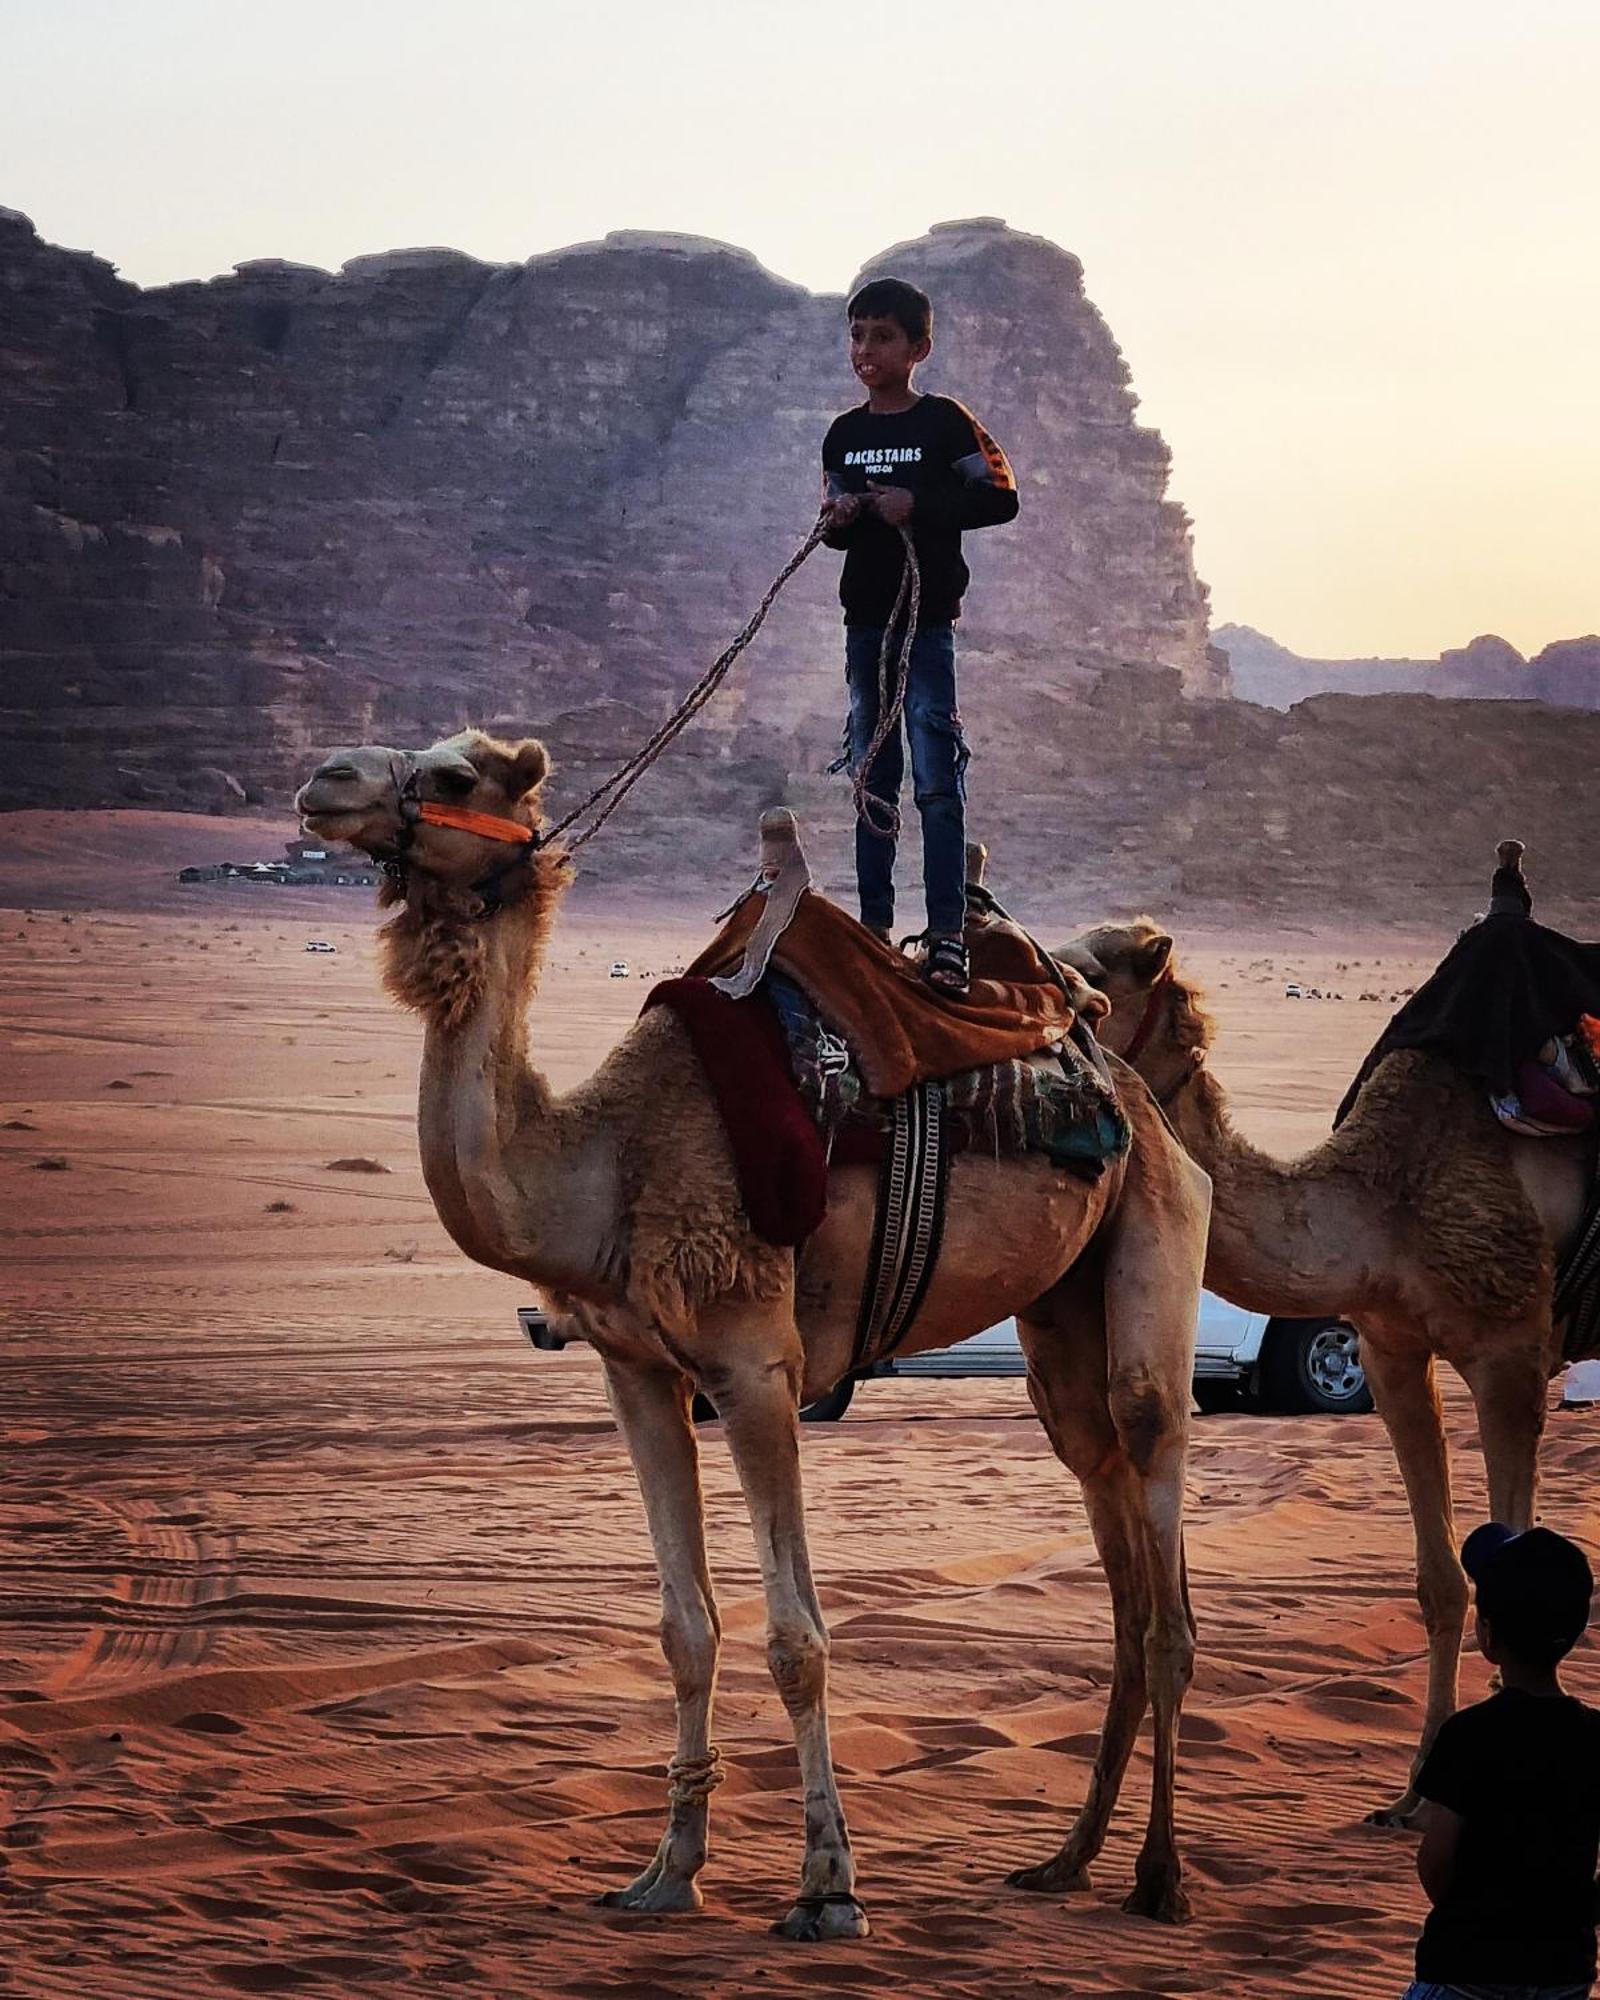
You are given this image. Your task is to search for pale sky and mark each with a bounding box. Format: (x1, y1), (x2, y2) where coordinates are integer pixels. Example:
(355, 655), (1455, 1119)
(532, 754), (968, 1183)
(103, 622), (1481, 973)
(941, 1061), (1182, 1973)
(4, 0), (1597, 658)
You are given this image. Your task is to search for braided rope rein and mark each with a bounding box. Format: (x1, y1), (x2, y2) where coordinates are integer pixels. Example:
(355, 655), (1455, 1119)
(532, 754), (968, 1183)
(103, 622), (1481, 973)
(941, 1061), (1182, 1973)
(849, 523), (921, 843)
(543, 518), (828, 854)
(541, 514), (920, 855)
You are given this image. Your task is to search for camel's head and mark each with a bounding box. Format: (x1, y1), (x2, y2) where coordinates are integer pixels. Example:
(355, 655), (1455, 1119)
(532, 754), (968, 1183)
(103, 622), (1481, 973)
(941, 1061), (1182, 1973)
(1056, 919), (1172, 1046)
(295, 731), (551, 892)
(1053, 918), (1214, 1089)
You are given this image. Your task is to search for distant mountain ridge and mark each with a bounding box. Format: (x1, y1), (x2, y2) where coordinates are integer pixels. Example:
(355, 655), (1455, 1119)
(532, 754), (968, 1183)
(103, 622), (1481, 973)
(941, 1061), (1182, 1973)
(1217, 624), (1600, 711)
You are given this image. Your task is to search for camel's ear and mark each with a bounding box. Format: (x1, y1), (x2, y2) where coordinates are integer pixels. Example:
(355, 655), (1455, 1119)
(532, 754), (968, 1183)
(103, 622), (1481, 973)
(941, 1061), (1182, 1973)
(1131, 932), (1173, 983)
(508, 739), (550, 798)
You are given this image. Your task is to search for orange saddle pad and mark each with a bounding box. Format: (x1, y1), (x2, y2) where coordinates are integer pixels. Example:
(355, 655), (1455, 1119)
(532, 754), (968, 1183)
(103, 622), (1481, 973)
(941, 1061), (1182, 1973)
(686, 888), (1095, 1100)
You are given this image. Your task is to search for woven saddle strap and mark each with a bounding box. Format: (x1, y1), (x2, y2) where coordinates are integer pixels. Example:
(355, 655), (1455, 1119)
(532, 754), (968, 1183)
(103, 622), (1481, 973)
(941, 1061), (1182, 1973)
(851, 1081), (951, 1374)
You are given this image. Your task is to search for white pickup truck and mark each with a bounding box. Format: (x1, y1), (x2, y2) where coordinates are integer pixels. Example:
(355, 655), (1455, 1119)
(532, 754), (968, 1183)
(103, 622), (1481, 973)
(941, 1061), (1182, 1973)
(519, 1292), (1372, 1424)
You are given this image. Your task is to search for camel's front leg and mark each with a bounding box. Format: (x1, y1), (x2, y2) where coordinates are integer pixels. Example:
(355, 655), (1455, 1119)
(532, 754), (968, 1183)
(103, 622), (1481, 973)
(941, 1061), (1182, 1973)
(1096, 1139), (1206, 1925)
(1360, 1333), (1468, 1827)
(597, 1354), (722, 1913)
(703, 1310), (869, 1943)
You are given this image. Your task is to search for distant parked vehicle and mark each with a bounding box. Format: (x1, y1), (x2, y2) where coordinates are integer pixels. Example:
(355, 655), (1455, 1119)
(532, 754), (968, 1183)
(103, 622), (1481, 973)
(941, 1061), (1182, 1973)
(609, 961), (630, 978)
(518, 1292), (1373, 1425)
(304, 940), (337, 954)
(1283, 982), (1305, 999)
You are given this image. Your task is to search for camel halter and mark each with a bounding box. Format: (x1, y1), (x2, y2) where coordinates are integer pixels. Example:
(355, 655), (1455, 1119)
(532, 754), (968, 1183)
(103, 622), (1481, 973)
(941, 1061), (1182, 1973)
(1116, 963), (1204, 1111)
(380, 756), (542, 915)
(1121, 964), (1172, 1066)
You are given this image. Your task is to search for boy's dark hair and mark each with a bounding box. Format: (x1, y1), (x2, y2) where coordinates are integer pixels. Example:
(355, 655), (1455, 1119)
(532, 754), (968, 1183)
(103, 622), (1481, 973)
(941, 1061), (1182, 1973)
(847, 277), (932, 344)
(1463, 1523), (1594, 1667)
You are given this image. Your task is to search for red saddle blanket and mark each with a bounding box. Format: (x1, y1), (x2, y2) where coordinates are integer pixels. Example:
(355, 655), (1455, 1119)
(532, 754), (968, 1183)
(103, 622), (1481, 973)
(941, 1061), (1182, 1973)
(685, 887), (1088, 1099)
(643, 978), (827, 1247)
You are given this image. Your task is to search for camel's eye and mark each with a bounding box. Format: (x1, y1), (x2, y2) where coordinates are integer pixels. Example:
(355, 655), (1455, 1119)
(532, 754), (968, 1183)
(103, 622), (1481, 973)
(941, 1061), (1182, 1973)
(434, 768), (477, 798)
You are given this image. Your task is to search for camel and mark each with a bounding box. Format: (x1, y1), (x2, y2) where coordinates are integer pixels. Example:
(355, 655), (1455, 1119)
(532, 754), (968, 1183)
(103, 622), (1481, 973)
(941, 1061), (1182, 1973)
(1057, 918), (1592, 1821)
(294, 730), (1213, 1939)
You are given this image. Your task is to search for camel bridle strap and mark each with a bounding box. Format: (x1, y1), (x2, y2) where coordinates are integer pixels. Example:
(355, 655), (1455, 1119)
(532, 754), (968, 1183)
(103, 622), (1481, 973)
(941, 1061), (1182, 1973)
(1113, 962), (1203, 1112)
(1121, 963), (1172, 1067)
(416, 801), (536, 845)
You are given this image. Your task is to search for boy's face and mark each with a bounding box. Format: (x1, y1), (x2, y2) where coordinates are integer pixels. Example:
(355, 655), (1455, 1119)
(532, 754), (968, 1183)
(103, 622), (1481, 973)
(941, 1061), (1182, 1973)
(849, 314), (931, 395)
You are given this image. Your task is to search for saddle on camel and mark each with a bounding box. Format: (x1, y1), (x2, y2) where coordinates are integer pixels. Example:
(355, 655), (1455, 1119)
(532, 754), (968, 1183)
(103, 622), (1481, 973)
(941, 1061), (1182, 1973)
(1338, 841), (1600, 1351)
(646, 811), (1130, 1370)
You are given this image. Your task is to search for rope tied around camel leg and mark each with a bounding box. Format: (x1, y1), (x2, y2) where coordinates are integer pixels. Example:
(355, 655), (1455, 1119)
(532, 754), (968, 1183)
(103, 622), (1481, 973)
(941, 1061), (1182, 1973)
(666, 1747), (726, 1807)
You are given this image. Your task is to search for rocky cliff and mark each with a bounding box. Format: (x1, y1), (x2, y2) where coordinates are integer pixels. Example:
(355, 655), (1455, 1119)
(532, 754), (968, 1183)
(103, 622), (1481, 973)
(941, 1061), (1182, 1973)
(1020, 667), (1600, 929)
(7, 205), (1589, 922)
(1, 209), (1224, 877)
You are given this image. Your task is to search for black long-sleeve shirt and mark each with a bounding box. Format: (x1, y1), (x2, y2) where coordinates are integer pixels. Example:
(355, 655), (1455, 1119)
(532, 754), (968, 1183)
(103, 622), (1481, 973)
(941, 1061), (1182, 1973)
(821, 394), (1019, 625)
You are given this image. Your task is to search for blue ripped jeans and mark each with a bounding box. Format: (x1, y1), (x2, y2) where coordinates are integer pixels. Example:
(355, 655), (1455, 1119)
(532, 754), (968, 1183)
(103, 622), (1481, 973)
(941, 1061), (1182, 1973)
(845, 622), (968, 939)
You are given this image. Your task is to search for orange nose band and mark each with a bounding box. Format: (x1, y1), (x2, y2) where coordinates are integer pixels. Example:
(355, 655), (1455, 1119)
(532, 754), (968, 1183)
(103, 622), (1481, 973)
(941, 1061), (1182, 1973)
(416, 802), (536, 846)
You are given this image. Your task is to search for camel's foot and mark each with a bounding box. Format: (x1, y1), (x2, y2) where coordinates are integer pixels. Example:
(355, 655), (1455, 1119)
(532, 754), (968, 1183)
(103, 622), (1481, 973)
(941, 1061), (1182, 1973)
(1365, 1791), (1424, 1831)
(772, 1894), (870, 1941)
(1006, 1853), (1093, 1896)
(1122, 1863), (1191, 1925)
(598, 1857), (703, 1914)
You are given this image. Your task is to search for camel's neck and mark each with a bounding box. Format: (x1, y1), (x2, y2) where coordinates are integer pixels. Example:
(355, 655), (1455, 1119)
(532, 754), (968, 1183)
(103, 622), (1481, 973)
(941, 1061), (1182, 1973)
(1167, 1062), (1377, 1316)
(386, 864), (620, 1295)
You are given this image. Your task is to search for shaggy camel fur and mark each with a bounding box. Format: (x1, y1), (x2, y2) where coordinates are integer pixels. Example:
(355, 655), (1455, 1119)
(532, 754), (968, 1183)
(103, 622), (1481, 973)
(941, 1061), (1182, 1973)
(1059, 919), (1591, 1822)
(295, 732), (1213, 1939)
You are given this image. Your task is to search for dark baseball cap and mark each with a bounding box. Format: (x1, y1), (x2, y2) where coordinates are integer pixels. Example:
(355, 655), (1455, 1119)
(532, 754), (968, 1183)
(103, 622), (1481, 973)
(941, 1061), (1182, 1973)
(1462, 1523), (1593, 1661)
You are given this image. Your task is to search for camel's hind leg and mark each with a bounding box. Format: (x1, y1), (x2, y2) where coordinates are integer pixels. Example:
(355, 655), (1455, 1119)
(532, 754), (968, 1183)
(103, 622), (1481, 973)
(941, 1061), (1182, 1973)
(698, 1296), (869, 1943)
(1012, 1122), (1208, 1923)
(1459, 1325), (1550, 1531)
(1010, 1267), (1155, 1897)
(596, 1354), (722, 1913)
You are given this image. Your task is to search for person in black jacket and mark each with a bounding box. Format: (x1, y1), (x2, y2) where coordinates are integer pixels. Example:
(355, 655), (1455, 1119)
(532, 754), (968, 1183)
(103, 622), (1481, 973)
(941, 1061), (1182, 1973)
(1403, 1523), (1600, 1999)
(820, 277), (1019, 995)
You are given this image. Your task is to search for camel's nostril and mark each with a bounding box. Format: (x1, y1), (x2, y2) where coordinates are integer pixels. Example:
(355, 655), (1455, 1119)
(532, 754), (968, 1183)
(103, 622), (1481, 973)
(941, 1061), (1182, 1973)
(317, 764), (359, 782)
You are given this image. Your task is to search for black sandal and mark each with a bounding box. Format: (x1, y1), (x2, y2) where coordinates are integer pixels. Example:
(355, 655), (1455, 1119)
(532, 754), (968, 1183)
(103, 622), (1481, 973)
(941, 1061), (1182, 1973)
(924, 933), (970, 997)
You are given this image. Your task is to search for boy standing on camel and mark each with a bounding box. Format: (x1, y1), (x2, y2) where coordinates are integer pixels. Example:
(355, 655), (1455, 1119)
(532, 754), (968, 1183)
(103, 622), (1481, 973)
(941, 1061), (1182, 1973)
(819, 277), (1019, 996)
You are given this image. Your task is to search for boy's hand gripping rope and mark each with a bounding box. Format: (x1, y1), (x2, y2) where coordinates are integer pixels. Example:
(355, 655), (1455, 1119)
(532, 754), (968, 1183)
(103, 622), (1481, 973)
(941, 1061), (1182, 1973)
(539, 514), (919, 855)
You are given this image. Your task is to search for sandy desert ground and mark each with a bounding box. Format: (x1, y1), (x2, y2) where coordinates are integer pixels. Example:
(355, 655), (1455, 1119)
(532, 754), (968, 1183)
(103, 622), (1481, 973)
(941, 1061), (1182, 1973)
(1, 814), (1595, 2000)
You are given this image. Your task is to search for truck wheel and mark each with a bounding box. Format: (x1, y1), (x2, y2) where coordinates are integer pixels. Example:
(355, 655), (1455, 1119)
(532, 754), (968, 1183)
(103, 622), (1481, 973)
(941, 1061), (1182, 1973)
(799, 1377), (857, 1424)
(692, 1378), (858, 1426)
(1259, 1318), (1373, 1415)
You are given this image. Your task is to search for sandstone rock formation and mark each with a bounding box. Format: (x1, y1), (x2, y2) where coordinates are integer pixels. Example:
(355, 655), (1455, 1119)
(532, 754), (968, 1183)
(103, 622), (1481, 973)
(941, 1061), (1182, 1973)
(7, 204), (1590, 921)
(1031, 667), (1600, 928)
(0, 209), (1222, 881)
(1219, 624), (1600, 711)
